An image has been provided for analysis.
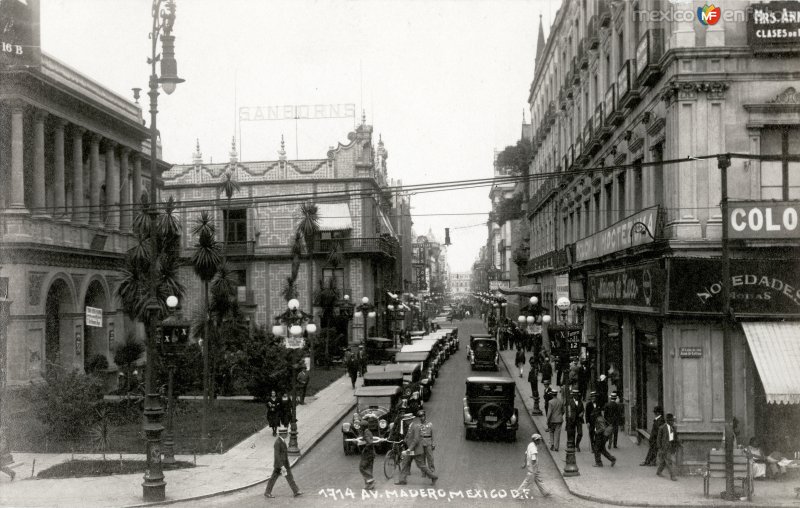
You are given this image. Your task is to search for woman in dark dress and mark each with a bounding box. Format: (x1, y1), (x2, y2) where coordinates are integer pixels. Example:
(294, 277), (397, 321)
(266, 390), (281, 436)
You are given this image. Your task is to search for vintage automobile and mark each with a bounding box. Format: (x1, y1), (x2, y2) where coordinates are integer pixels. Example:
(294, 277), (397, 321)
(440, 326), (459, 352)
(403, 340), (444, 370)
(466, 333), (493, 361)
(395, 350), (436, 388)
(463, 376), (519, 441)
(363, 370), (423, 405)
(342, 385), (403, 455)
(468, 335), (499, 371)
(364, 337), (400, 365)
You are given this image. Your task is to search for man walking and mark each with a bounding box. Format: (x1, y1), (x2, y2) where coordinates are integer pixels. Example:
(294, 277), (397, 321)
(640, 406), (664, 466)
(357, 345), (368, 377)
(569, 388), (585, 452)
(517, 434), (551, 498)
(546, 388), (564, 452)
(592, 408), (617, 467)
(585, 391), (598, 454)
(656, 413), (679, 481)
(352, 414), (380, 490)
(264, 428), (303, 498)
(296, 365), (309, 405)
(515, 348), (526, 378)
(528, 355), (541, 414)
(420, 411), (436, 474)
(346, 350), (359, 389)
(396, 410), (437, 485)
(604, 392), (622, 449)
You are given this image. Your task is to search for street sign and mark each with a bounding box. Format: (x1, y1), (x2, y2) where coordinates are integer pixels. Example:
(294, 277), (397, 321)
(284, 337), (305, 349)
(85, 306), (103, 327)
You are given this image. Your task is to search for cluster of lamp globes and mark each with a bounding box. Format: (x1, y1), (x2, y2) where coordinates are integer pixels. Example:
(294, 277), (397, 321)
(271, 298), (317, 338)
(515, 296), (563, 326)
(342, 295), (377, 319)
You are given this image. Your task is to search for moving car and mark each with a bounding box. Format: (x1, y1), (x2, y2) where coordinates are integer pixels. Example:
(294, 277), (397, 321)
(466, 333), (492, 361)
(463, 376), (519, 441)
(342, 385), (403, 455)
(468, 334), (499, 371)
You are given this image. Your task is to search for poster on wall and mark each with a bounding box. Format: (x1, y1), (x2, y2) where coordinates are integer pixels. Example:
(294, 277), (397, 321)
(748, 1), (800, 53)
(0, 0), (41, 68)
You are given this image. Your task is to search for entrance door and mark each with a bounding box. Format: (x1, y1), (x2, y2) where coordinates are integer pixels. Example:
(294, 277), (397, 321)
(635, 330), (663, 433)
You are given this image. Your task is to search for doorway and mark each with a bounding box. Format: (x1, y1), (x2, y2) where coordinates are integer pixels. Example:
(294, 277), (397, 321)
(44, 279), (75, 374)
(83, 279), (108, 369)
(635, 330), (663, 433)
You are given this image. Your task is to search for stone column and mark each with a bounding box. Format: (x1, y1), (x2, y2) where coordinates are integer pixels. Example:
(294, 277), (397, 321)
(105, 140), (120, 230)
(119, 147), (131, 231)
(8, 105), (26, 210)
(72, 127), (86, 223)
(53, 118), (67, 220)
(89, 134), (102, 226)
(32, 110), (49, 217)
(132, 154), (142, 208)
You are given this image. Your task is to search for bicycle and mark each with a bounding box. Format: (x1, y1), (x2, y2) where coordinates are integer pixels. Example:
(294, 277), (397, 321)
(383, 439), (407, 480)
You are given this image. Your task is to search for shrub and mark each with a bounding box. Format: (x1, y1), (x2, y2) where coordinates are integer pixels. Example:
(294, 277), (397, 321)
(241, 327), (291, 400)
(85, 354), (109, 376)
(113, 333), (144, 392)
(32, 369), (105, 442)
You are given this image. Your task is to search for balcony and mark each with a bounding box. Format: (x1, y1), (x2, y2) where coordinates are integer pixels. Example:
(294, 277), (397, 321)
(578, 40), (589, 69)
(571, 57), (581, 85)
(524, 248), (569, 276)
(528, 176), (558, 214)
(604, 83), (624, 127)
(0, 213), (133, 256)
(226, 240), (256, 257)
(313, 237), (397, 258)
(617, 59), (642, 110)
(635, 28), (665, 87)
(586, 113), (603, 155)
(587, 16), (599, 50)
(598, 0), (612, 28)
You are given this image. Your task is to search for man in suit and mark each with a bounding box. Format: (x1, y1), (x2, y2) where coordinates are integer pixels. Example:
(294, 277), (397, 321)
(396, 410), (437, 485)
(604, 392), (622, 449)
(546, 388), (565, 451)
(528, 355), (542, 415)
(264, 428), (303, 498)
(568, 388), (585, 452)
(595, 374), (609, 410)
(656, 413), (679, 481)
(584, 392), (598, 454)
(640, 406), (664, 466)
(593, 408), (617, 467)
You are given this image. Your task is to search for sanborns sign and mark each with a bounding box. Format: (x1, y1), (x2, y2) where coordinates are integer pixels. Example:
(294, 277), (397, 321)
(576, 206), (658, 262)
(729, 201), (800, 239)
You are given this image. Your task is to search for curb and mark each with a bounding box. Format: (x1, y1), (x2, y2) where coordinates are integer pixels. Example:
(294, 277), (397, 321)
(122, 399), (357, 508)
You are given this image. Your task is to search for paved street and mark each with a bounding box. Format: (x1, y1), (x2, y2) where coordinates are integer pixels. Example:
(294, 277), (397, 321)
(171, 318), (601, 507)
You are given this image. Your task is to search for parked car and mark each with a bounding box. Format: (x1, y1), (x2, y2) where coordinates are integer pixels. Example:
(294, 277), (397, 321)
(363, 370), (422, 406)
(463, 376), (519, 441)
(466, 333), (492, 360)
(364, 337), (400, 365)
(383, 362), (427, 405)
(395, 351), (436, 389)
(468, 335), (499, 371)
(342, 385), (403, 455)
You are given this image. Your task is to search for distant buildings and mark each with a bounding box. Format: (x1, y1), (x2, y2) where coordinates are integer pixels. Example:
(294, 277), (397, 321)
(449, 272), (472, 299)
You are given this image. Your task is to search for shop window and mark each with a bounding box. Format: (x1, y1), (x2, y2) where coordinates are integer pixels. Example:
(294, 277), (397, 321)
(618, 173), (627, 221)
(760, 127), (800, 199)
(633, 161), (643, 212)
(605, 183), (614, 228)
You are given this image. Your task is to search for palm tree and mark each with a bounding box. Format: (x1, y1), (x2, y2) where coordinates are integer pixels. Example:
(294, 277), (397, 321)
(188, 211), (221, 441)
(218, 170), (241, 262)
(283, 202), (319, 303)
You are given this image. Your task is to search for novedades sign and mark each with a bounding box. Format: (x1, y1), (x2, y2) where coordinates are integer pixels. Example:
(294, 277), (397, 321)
(728, 201), (800, 239)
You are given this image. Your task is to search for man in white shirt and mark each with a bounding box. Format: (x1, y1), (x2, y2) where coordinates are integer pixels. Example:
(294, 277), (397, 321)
(656, 413), (679, 481)
(517, 433), (551, 498)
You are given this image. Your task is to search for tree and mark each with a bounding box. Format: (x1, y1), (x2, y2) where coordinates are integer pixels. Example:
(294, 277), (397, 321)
(496, 138), (533, 176)
(32, 369), (104, 442)
(113, 333), (144, 392)
(312, 277), (340, 367)
(188, 211), (221, 440)
(283, 202), (319, 303)
(240, 327), (291, 401)
(218, 170), (241, 262)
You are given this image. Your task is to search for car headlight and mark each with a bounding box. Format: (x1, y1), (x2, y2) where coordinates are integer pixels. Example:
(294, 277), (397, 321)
(379, 419), (387, 429)
(343, 422), (351, 432)
(510, 413), (517, 425)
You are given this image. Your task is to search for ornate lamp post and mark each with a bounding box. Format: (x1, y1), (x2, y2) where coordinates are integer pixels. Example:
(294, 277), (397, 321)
(555, 296), (579, 477)
(353, 297), (376, 343)
(339, 294), (355, 346)
(158, 295), (189, 464)
(272, 299), (317, 455)
(141, 0), (184, 501)
(519, 296), (551, 416)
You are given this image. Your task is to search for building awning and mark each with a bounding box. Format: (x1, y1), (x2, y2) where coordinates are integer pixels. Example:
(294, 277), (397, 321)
(317, 203), (352, 231)
(498, 284), (542, 296)
(379, 208), (396, 237)
(742, 322), (800, 405)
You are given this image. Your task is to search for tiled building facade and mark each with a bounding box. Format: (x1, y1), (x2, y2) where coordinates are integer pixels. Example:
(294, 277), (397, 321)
(524, 0), (800, 465)
(162, 120), (402, 342)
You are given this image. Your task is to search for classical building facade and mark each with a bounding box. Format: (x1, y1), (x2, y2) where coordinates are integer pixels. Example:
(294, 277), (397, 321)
(1, 54), (165, 388)
(449, 272), (472, 299)
(524, 0), (800, 465)
(162, 120), (402, 343)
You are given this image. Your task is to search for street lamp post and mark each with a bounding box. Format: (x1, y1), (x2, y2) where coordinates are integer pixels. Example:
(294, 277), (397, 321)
(353, 297), (376, 343)
(272, 299), (317, 455)
(158, 295), (189, 464)
(142, 0), (184, 501)
(520, 296), (549, 416)
(555, 297), (579, 477)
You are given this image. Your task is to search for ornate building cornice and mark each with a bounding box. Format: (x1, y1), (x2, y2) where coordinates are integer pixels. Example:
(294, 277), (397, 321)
(660, 80), (730, 104)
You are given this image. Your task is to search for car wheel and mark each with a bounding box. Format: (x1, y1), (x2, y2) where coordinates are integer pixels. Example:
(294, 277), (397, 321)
(384, 449), (397, 479)
(477, 403), (504, 430)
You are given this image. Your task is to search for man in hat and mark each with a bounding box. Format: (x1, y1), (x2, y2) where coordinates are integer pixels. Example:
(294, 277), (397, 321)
(640, 406), (664, 466)
(518, 433), (551, 498)
(528, 355), (542, 414)
(568, 388), (585, 452)
(546, 388), (564, 451)
(264, 427), (303, 498)
(296, 364), (309, 405)
(592, 408), (617, 467)
(420, 410), (436, 474)
(396, 410), (438, 485)
(604, 392), (622, 449)
(354, 414), (380, 490)
(346, 349), (359, 389)
(584, 391), (598, 454)
(357, 345), (368, 377)
(656, 413), (679, 481)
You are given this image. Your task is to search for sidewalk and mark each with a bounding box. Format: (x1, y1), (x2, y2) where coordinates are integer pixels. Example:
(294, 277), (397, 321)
(0, 374), (357, 508)
(498, 348), (800, 507)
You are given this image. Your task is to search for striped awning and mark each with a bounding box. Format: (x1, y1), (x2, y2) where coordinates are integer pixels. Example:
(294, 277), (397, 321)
(379, 208), (396, 237)
(742, 322), (800, 405)
(317, 203), (352, 231)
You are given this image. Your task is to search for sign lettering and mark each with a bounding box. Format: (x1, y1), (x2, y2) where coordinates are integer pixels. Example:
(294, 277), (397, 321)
(239, 103), (356, 122)
(589, 262), (665, 310)
(576, 206), (658, 262)
(729, 201), (800, 239)
(0, 0), (41, 69)
(85, 306), (103, 327)
(679, 347), (702, 358)
(748, 2), (800, 52)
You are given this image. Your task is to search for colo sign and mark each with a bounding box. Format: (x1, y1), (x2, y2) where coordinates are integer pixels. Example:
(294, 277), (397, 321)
(729, 201), (800, 239)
